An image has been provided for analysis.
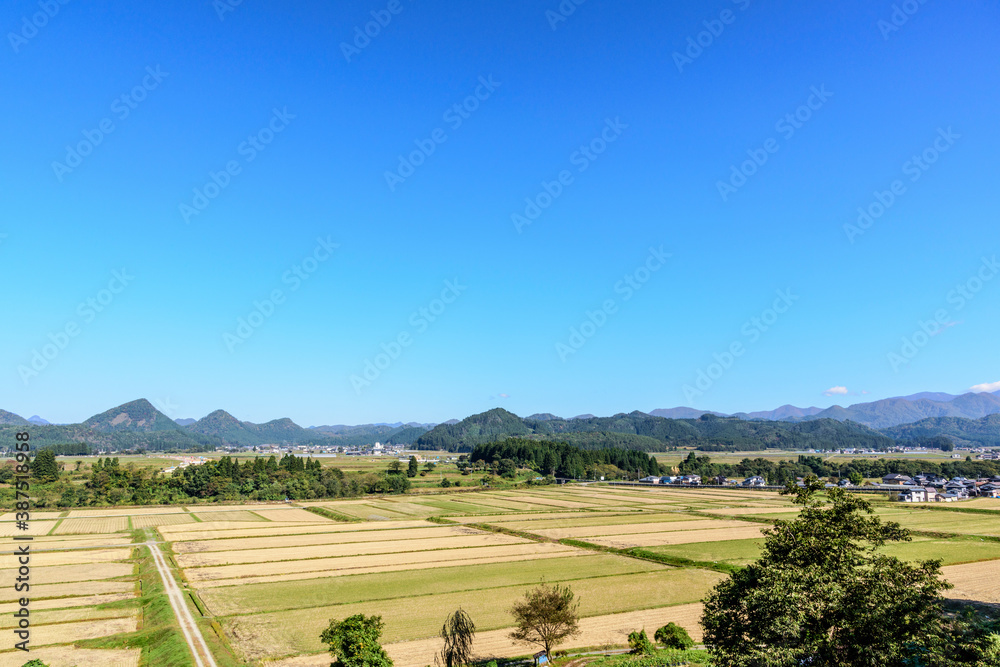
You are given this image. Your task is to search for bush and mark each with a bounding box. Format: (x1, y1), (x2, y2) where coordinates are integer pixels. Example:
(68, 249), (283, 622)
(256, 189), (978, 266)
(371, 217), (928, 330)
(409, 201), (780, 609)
(654, 623), (694, 650)
(628, 629), (655, 655)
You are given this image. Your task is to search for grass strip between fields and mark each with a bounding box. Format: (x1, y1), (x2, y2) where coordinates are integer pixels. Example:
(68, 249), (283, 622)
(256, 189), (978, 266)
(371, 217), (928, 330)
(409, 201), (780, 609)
(304, 506), (363, 522)
(558, 538), (739, 575)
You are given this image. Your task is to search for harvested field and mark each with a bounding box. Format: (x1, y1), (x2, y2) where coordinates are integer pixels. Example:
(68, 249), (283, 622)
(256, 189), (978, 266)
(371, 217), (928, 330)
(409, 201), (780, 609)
(192, 510), (266, 522)
(53, 517), (129, 534)
(200, 553), (663, 615)
(223, 570), (720, 660)
(585, 525), (766, 548)
(0, 580), (133, 602)
(32, 547), (132, 568)
(523, 516), (732, 539)
(530, 518), (741, 539)
(174, 525), (488, 554)
(0, 511), (64, 521)
(943, 561), (1000, 604)
(186, 543), (580, 584)
(177, 532), (527, 568)
(1, 534), (132, 549)
(494, 513), (700, 531)
(0, 647), (140, 667)
(0, 605), (136, 629)
(250, 508), (329, 522)
(448, 511), (599, 524)
(702, 506), (803, 515)
(13, 615), (138, 646)
(186, 504), (277, 512)
(0, 593), (132, 614)
(130, 513), (198, 529)
(0, 520), (58, 536)
(384, 605), (706, 667)
(0, 562), (133, 585)
(160, 519), (431, 541)
(66, 507), (187, 517)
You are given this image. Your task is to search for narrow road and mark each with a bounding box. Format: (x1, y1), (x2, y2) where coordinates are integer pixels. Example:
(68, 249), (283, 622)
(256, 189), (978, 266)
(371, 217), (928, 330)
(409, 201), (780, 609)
(146, 540), (218, 667)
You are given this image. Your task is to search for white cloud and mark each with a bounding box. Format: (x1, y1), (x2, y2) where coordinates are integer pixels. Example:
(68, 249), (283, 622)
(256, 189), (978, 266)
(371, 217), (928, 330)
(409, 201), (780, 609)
(970, 381), (1000, 393)
(824, 386), (849, 397)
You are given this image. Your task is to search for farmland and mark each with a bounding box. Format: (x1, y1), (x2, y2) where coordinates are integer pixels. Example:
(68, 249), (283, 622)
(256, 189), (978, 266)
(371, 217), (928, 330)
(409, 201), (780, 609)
(3, 484), (1000, 665)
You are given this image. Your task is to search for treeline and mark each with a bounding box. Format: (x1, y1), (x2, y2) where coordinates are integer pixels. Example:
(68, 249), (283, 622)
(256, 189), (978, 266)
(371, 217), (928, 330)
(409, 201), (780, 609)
(471, 439), (661, 479)
(21, 454), (410, 507)
(674, 452), (1000, 485)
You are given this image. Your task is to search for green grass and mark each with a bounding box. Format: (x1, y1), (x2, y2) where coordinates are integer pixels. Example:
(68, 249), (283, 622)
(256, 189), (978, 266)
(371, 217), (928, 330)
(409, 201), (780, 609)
(75, 546), (197, 667)
(588, 649), (712, 667)
(201, 553), (667, 616)
(883, 509), (1000, 536)
(643, 538), (765, 567)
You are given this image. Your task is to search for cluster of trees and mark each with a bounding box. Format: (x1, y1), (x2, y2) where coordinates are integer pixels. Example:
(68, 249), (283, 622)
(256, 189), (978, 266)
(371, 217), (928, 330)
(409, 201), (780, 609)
(470, 439), (660, 479)
(5, 453), (411, 507)
(673, 451), (1000, 485)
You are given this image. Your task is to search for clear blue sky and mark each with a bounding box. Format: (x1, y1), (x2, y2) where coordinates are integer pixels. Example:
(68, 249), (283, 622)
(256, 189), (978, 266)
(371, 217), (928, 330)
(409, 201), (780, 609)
(2, 0), (998, 425)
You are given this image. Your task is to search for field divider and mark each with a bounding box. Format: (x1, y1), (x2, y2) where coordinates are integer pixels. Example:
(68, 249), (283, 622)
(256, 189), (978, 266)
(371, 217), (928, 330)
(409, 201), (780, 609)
(304, 506), (363, 522)
(463, 522), (555, 543)
(557, 538), (739, 574)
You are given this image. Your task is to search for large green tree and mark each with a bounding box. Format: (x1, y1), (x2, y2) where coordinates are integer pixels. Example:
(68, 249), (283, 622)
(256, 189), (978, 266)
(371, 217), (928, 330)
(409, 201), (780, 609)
(31, 450), (59, 483)
(407, 456), (419, 477)
(320, 614), (393, 667)
(701, 478), (952, 667)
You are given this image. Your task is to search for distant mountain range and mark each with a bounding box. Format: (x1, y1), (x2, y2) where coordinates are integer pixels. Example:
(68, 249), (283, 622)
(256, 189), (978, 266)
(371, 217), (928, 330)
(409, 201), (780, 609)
(0, 399), (433, 452)
(6, 389), (1000, 453)
(649, 391), (1000, 429)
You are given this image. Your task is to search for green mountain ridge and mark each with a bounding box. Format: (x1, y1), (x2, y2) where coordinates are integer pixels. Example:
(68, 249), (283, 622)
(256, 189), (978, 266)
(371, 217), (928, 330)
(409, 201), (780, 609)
(414, 408), (896, 453)
(883, 413), (1000, 447)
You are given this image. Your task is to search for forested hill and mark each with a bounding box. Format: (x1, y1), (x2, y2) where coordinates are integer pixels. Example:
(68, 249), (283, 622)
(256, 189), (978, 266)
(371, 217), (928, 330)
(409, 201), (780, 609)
(413, 408), (896, 452)
(471, 439), (661, 478)
(883, 413), (1000, 447)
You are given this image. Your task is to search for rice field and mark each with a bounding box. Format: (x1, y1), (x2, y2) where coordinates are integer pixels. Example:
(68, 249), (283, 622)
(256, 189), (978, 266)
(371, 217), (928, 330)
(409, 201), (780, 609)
(4, 481), (1000, 665)
(52, 516), (130, 534)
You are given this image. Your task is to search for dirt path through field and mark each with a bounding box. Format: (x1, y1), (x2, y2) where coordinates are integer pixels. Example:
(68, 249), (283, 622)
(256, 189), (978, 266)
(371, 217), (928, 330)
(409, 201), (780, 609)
(146, 540), (218, 667)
